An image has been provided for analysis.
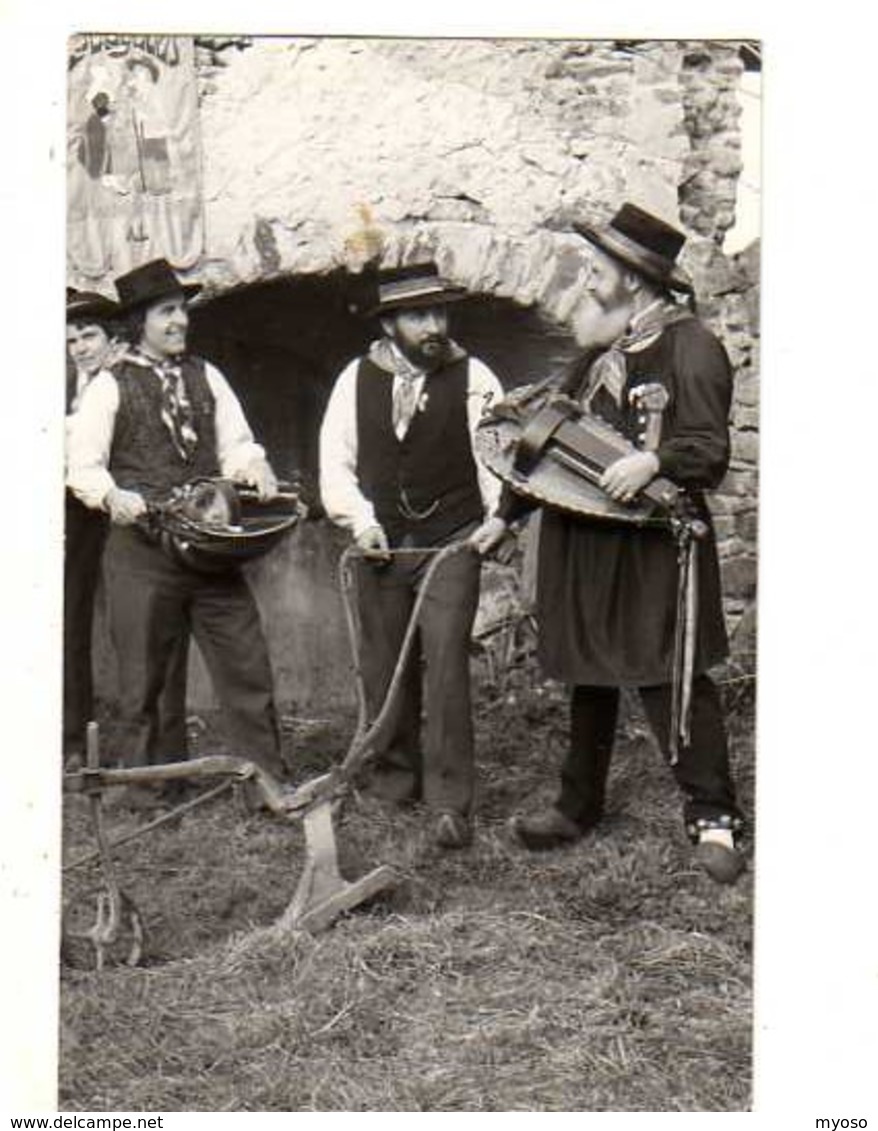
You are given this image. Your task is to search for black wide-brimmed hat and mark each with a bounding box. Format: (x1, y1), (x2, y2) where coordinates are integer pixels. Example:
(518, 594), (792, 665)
(66, 287), (120, 324)
(363, 262), (468, 317)
(113, 258), (202, 312)
(574, 203), (693, 294)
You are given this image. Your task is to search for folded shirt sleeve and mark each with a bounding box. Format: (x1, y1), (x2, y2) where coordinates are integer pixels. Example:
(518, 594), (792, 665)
(65, 370), (120, 510)
(467, 357), (505, 518)
(319, 359), (378, 538)
(204, 361), (267, 479)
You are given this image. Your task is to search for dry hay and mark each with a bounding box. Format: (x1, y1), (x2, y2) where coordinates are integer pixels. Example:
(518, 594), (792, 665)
(60, 683), (753, 1111)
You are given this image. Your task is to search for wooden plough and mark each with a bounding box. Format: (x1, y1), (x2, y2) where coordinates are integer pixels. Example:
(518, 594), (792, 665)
(62, 542), (469, 968)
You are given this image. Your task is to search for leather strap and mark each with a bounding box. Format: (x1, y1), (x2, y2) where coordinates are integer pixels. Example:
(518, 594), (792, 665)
(513, 399), (579, 478)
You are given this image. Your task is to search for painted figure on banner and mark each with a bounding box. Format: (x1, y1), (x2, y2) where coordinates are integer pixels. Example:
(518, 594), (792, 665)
(125, 55), (174, 196)
(67, 35), (203, 282)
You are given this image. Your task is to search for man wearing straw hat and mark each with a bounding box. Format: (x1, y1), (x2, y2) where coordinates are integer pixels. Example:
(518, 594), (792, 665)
(67, 258), (287, 799)
(320, 262), (504, 848)
(473, 204), (745, 883)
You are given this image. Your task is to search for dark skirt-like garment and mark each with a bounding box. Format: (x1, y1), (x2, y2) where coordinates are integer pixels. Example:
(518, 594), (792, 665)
(535, 508), (728, 687)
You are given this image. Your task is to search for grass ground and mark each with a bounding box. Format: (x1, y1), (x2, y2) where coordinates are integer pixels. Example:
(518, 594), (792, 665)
(59, 669), (754, 1112)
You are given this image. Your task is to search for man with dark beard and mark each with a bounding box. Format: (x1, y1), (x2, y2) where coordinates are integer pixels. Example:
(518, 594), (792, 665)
(320, 263), (504, 848)
(472, 204), (745, 883)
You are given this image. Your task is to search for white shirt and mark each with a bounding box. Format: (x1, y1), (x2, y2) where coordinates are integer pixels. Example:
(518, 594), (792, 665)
(319, 347), (504, 538)
(66, 357), (266, 510)
(65, 368), (100, 471)
(70, 368), (94, 412)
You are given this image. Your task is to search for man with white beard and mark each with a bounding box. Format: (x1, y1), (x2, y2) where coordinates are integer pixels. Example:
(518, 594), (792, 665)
(473, 204), (745, 884)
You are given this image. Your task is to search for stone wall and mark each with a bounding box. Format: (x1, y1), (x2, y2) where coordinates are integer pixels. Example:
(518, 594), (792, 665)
(82, 36), (759, 710)
(188, 38), (693, 316)
(675, 44), (758, 641)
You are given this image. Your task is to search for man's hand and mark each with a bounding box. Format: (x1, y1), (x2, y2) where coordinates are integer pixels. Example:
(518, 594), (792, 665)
(468, 516), (509, 557)
(356, 524), (391, 562)
(240, 457), (278, 501)
(105, 487), (147, 525)
(600, 451), (660, 503)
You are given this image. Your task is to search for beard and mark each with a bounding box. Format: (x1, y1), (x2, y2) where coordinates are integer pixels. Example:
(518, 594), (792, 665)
(396, 333), (451, 370)
(571, 290), (634, 349)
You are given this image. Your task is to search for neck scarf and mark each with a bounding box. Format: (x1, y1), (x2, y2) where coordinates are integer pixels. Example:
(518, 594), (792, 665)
(386, 342), (426, 439)
(129, 350), (199, 461)
(369, 337), (465, 440)
(583, 300), (692, 410)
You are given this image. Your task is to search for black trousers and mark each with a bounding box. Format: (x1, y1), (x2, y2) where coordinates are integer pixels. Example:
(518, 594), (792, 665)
(102, 525), (284, 777)
(63, 494), (108, 754)
(63, 495), (190, 760)
(556, 674), (742, 836)
(354, 539), (481, 815)
(149, 633), (190, 763)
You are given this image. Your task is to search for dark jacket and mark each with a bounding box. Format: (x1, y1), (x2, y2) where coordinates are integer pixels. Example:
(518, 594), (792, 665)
(520, 317), (733, 686)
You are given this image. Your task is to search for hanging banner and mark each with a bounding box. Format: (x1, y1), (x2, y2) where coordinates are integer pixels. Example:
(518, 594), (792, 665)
(67, 34), (204, 283)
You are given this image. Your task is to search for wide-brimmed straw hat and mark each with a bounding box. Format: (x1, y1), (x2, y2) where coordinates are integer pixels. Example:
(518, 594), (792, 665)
(574, 203), (693, 294)
(113, 258), (202, 312)
(66, 288), (120, 324)
(363, 262), (469, 317)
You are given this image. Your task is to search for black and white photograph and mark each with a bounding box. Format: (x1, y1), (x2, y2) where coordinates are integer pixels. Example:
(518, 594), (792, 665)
(55, 31), (761, 1112)
(2, 5), (876, 1121)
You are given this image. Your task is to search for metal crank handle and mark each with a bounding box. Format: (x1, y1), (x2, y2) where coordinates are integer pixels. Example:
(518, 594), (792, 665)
(234, 486), (301, 504)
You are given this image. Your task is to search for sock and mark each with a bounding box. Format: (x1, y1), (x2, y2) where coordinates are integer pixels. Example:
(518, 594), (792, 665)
(699, 826), (735, 850)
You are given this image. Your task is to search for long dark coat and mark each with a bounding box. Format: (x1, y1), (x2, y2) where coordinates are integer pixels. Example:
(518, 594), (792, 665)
(532, 316), (733, 687)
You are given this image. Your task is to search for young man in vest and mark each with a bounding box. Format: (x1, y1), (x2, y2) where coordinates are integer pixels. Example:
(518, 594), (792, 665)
(473, 204), (746, 884)
(320, 263), (504, 848)
(64, 290), (122, 766)
(67, 258), (286, 795)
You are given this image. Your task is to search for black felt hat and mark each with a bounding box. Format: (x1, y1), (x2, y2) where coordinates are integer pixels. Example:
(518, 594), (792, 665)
(113, 258), (202, 312)
(574, 203), (693, 294)
(66, 288), (120, 324)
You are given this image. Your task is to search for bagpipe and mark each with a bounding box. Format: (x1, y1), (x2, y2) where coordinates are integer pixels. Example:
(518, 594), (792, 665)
(475, 379), (707, 762)
(140, 477), (305, 573)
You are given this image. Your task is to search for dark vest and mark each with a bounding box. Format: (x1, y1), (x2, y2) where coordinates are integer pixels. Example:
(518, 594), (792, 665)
(355, 354), (483, 546)
(109, 355), (220, 501)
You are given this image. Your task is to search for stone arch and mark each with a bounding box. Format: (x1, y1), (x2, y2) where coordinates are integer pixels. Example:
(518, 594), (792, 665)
(384, 221), (593, 328)
(196, 217), (596, 341)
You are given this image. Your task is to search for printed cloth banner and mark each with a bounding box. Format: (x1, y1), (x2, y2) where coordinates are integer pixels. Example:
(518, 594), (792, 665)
(67, 34), (204, 283)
